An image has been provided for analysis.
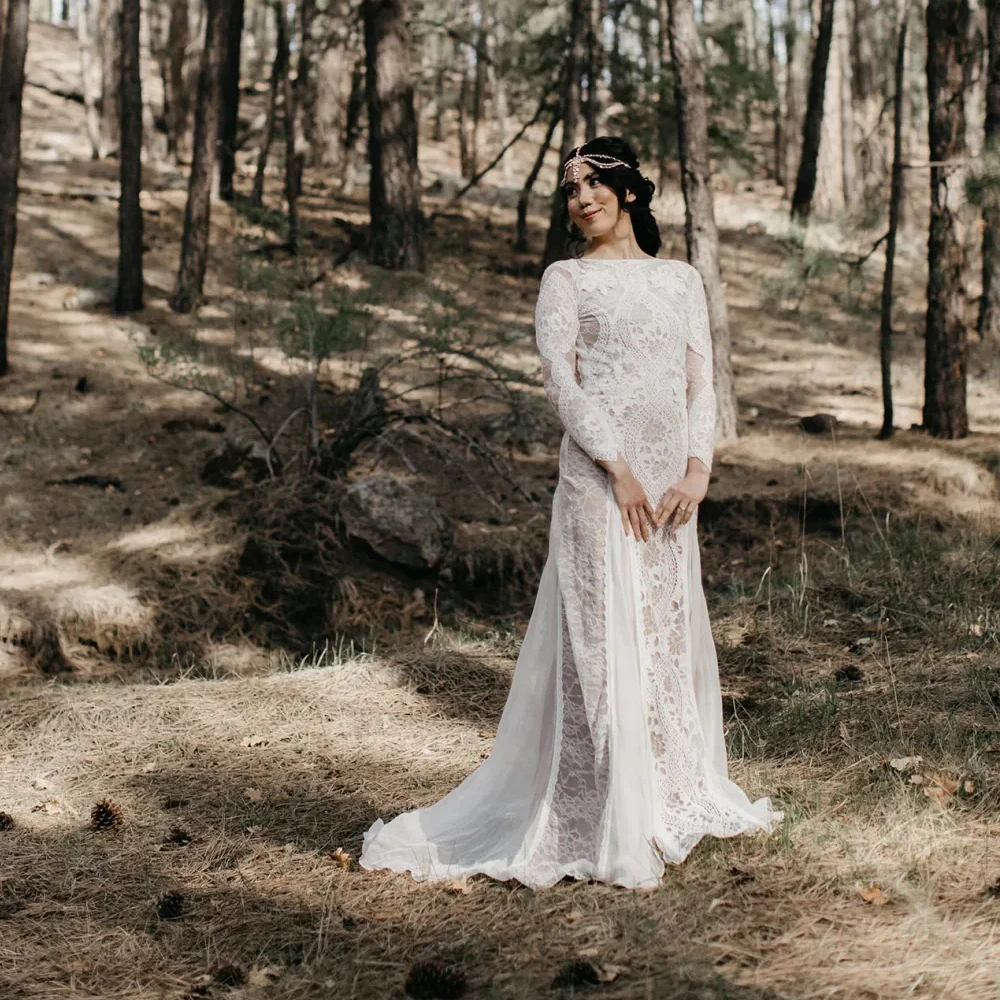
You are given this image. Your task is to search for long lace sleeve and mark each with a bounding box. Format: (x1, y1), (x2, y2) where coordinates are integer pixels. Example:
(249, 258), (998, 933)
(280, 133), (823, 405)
(535, 263), (620, 463)
(684, 266), (716, 471)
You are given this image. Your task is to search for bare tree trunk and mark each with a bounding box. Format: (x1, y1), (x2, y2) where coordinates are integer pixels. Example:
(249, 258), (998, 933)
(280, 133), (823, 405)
(668, 0), (738, 440)
(469, 14), (487, 177)
(656, 0), (672, 187)
(115, 0), (144, 313)
(542, 0), (584, 271)
(315, 42), (347, 168)
(783, 0), (802, 191)
(515, 103), (560, 252)
(294, 0), (316, 156)
(979, 0), (1000, 341)
(768, 0), (785, 185)
(584, 0), (603, 140)
(170, 0), (228, 313)
(218, 0), (244, 200)
(0, 0), (29, 377)
(279, 6), (298, 250)
(165, 0), (188, 160)
(837, 0), (855, 208)
(457, 55), (472, 178)
(78, 0), (102, 158)
(341, 55), (365, 194)
(100, 0), (122, 154)
(790, 0), (835, 220)
(251, 0), (286, 206)
(923, 0), (970, 437)
(363, 0), (424, 270)
(879, 0), (910, 439)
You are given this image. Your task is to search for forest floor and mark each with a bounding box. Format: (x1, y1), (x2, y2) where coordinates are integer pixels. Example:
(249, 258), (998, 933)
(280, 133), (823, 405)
(3, 23), (1000, 1000)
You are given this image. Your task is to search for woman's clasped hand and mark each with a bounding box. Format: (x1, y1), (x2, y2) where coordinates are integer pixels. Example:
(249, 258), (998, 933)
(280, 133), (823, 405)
(605, 457), (709, 541)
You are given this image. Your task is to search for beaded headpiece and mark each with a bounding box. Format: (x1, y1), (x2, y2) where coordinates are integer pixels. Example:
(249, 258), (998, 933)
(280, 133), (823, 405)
(561, 146), (631, 185)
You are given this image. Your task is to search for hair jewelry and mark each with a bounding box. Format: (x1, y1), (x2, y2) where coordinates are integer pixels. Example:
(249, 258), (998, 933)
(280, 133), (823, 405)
(562, 146), (631, 185)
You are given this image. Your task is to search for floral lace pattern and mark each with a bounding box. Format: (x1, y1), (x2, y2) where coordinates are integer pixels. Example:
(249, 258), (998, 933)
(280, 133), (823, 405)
(359, 257), (781, 890)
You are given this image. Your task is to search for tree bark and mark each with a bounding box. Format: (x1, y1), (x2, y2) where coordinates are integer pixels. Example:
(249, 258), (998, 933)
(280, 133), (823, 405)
(100, 0), (122, 155)
(78, 0), (102, 159)
(979, 0), (1000, 341)
(790, 0), (835, 220)
(363, 0), (424, 270)
(668, 0), (738, 440)
(115, 0), (144, 313)
(0, 0), (29, 377)
(923, 0), (970, 438)
(251, 0), (287, 207)
(656, 0), (672, 187)
(768, 0), (785, 185)
(218, 0), (244, 200)
(279, 6), (298, 251)
(170, 0), (228, 313)
(165, 0), (189, 161)
(879, 0), (910, 439)
(470, 13), (488, 177)
(541, 0), (585, 271)
(783, 0), (802, 191)
(584, 0), (603, 140)
(515, 103), (560, 252)
(294, 0), (316, 156)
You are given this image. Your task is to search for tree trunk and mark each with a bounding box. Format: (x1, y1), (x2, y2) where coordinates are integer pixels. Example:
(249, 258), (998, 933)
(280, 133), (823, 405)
(165, 0), (188, 160)
(668, 0), (738, 440)
(457, 56), (472, 178)
(115, 0), (144, 313)
(879, 0), (910, 439)
(0, 0), (29, 377)
(515, 103), (560, 252)
(279, 6), (298, 251)
(656, 0), (672, 187)
(923, 0), (970, 438)
(251, 0), (286, 207)
(315, 43), (347, 168)
(78, 0), (102, 159)
(979, 0), (1000, 341)
(138, 0), (158, 161)
(584, 0), (603, 140)
(768, 0), (785, 185)
(469, 14), (487, 177)
(363, 0), (424, 270)
(218, 0), (244, 200)
(100, 0), (122, 154)
(783, 0), (802, 191)
(790, 0), (835, 220)
(170, 0), (228, 313)
(294, 0), (316, 156)
(541, 0), (584, 271)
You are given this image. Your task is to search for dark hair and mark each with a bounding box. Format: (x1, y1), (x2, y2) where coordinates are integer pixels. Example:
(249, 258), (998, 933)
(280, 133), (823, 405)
(559, 136), (661, 257)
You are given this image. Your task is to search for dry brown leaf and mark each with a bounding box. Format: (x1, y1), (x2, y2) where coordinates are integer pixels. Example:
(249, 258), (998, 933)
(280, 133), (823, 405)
(564, 910), (582, 923)
(860, 884), (890, 906)
(908, 774), (925, 785)
(445, 876), (472, 894)
(964, 779), (976, 794)
(597, 963), (628, 983)
(246, 965), (282, 987)
(328, 847), (352, 870)
(31, 798), (62, 815)
(242, 787), (263, 803)
(241, 735), (266, 748)
(889, 756), (923, 772)
(476, 731), (495, 739)
(576, 947), (600, 958)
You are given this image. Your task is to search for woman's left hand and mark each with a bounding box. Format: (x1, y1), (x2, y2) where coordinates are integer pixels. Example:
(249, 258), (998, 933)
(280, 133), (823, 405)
(654, 470), (710, 530)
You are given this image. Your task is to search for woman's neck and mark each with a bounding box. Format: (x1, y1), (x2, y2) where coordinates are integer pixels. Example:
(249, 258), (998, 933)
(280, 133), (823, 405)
(581, 217), (651, 260)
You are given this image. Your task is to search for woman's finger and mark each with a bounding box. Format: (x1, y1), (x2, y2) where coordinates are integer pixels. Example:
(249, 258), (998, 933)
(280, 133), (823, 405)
(621, 509), (631, 538)
(629, 507), (645, 542)
(643, 497), (656, 528)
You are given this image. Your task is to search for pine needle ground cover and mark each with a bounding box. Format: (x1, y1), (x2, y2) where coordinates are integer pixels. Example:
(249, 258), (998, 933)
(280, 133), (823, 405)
(2, 498), (1000, 1000)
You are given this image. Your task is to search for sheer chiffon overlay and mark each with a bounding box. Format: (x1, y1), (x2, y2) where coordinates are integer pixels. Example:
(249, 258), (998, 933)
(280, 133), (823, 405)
(360, 257), (782, 889)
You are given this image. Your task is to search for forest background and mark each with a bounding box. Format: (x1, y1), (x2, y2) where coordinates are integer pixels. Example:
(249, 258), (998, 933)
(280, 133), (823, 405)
(1, 0), (999, 997)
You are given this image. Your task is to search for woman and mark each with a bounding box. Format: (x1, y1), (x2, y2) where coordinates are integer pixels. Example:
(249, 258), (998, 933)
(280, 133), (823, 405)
(360, 137), (781, 890)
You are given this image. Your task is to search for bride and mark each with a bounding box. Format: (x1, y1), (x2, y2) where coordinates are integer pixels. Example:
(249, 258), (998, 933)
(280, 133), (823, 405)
(360, 137), (781, 890)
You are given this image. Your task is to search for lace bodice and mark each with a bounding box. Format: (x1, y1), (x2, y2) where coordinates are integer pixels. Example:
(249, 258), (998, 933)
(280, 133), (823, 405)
(534, 257), (716, 482)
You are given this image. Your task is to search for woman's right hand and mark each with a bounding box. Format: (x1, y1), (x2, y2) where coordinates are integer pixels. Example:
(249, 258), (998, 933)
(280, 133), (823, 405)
(601, 456), (655, 542)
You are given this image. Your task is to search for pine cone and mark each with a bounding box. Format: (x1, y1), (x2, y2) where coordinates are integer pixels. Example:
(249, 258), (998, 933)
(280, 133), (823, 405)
(90, 799), (122, 831)
(404, 960), (468, 999)
(156, 890), (185, 920)
(0, 811), (14, 832)
(213, 964), (245, 986)
(551, 960), (600, 990)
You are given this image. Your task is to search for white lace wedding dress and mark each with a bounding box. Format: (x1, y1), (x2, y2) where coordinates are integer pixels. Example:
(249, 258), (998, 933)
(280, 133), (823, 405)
(360, 257), (781, 889)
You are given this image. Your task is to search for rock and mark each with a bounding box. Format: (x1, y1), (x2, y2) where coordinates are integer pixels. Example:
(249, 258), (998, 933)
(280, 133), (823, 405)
(798, 413), (838, 434)
(339, 473), (450, 569)
(62, 283), (115, 311)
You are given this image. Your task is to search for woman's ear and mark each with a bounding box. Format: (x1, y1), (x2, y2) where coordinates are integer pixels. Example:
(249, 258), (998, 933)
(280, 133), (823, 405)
(625, 190), (636, 203)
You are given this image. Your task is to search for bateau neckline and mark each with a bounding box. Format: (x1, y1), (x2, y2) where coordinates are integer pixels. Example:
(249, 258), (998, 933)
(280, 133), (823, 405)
(575, 255), (664, 263)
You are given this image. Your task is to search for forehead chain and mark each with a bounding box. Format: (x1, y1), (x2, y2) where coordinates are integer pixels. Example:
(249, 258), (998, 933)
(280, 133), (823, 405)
(563, 146), (631, 184)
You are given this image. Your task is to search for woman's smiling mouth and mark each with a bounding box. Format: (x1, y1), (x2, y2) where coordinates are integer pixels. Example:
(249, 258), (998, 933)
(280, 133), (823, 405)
(580, 208), (601, 221)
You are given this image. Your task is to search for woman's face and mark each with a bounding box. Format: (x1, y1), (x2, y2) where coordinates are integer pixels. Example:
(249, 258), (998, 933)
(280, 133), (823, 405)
(564, 165), (632, 238)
